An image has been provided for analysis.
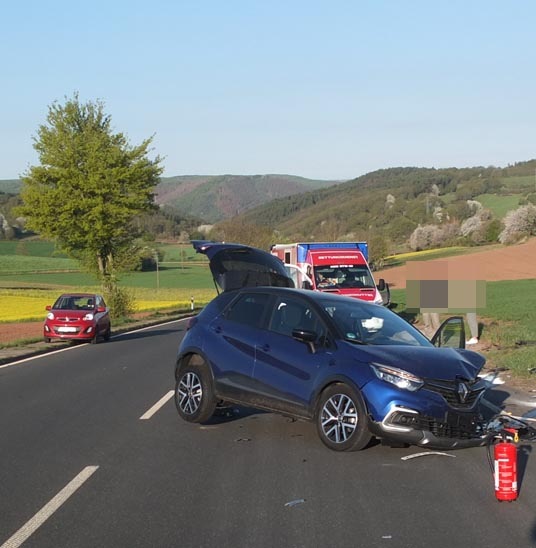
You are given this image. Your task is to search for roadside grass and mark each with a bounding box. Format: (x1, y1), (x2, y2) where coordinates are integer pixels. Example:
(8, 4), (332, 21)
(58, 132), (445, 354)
(390, 279), (536, 378)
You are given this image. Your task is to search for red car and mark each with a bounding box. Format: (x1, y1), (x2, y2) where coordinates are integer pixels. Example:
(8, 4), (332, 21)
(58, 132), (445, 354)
(44, 293), (111, 344)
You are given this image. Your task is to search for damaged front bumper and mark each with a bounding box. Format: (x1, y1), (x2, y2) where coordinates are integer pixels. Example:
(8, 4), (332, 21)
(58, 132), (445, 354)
(369, 405), (493, 449)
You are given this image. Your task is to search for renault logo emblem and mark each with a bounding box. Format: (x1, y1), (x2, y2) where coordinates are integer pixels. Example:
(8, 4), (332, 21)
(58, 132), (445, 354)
(457, 382), (469, 403)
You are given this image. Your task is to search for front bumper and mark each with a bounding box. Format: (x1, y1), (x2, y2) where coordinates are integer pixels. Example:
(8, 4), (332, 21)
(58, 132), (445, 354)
(44, 323), (96, 341)
(369, 405), (492, 449)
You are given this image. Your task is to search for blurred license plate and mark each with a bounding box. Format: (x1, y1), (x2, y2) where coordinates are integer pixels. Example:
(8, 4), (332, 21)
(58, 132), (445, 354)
(58, 326), (77, 333)
(446, 412), (477, 430)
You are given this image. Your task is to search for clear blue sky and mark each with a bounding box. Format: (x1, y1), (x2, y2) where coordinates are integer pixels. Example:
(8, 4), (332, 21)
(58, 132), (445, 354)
(2, 0), (535, 180)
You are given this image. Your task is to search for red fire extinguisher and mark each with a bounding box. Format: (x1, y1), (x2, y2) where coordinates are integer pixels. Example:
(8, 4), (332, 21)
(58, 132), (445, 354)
(494, 428), (518, 502)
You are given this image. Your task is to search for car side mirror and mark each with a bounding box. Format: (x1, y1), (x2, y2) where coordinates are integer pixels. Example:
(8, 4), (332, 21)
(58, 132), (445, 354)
(378, 281), (390, 307)
(45, 305), (51, 311)
(376, 278), (386, 292)
(292, 328), (318, 353)
(431, 316), (465, 349)
(96, 306), (106, 313)
(302, 281), (313, 290)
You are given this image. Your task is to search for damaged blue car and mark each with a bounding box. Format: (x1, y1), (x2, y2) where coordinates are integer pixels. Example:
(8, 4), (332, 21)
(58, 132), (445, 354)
(174, 241), (492, 451)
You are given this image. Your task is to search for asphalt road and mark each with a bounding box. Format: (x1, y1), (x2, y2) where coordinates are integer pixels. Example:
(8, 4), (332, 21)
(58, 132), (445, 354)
(1, 320), (536, 548)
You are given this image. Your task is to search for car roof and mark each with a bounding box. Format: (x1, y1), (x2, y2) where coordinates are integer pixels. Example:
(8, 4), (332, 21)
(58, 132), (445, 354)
(59, 293), (99, 298)
(228, 285), (381, 309)
(192, 240), (294, 292)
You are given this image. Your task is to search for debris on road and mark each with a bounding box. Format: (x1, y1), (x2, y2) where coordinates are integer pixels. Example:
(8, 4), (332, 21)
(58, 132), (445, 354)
(284, 498), (306, 507)
(401, 451), (456, 461)
(234, 437), (251, 442)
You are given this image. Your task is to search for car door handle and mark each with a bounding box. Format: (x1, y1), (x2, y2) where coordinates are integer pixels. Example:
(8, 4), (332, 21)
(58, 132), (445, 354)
(258, 344), (270, 352)
(212, 325), (222, 334)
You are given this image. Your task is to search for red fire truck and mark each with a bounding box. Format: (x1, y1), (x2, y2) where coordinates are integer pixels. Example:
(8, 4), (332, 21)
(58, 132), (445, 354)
(270, 242), (389, 305)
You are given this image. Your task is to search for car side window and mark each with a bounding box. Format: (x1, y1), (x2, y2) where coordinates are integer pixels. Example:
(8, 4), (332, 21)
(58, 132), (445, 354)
(268, 296), (325, 340)
(225, 293), (271, 328)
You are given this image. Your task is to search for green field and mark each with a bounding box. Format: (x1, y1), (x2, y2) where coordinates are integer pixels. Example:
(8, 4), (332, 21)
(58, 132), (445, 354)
(476, 193), (522, 218)
(501, 175), (536, 192)
(0, 240), (211, 289)
(0, 263), (213, 290)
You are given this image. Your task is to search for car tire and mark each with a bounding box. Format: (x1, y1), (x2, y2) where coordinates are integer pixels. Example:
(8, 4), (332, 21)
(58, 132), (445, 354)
(316, 383), (372, 451)
(175, 360), (216, 423)
(44, 337), (51, 343)
(90, 333), (98, 344)
(103, 327), (111, 342)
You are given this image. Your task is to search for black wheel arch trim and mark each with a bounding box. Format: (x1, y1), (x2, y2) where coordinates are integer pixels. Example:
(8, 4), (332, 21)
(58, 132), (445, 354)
(176, 347), (215, 383)
(308, 374), (370, 418)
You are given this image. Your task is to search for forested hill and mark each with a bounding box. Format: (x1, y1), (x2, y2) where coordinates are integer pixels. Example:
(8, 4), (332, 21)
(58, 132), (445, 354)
(2, 160), (535, 247)
(235, 160), (536, 245)
(154, 174), (341, 222)
(0, 174), (341, 225)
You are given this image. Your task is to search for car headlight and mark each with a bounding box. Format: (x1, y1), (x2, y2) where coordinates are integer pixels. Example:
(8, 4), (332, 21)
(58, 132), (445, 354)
(83, 313), (95, 321)
(47, 312), (54, 320)
(370, 363), (424, 392)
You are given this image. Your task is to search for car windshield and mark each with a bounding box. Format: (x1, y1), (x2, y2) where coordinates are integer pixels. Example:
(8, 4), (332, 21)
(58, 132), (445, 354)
(322, 298), (432, 347)
(314, 265), (375, 289)
(53, 296), (95, 311)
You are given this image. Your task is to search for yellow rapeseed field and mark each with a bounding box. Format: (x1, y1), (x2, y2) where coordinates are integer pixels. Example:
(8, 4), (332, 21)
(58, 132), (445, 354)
(0, 296), (51, 322)
(385, 246), (464, 261)
(0, 288), (218, 322)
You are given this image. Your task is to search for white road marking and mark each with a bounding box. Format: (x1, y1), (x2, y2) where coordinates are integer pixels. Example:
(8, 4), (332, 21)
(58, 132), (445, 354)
(0, 317), (189, 369)
(1, 466), (99, 548)
(140, 390), (174, 420)
(0, 345), (85, 369)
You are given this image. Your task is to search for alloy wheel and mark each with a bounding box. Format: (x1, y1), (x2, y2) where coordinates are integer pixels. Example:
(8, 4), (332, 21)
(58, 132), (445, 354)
(177, 372), (203, 415)
(320, 393), (358, 444)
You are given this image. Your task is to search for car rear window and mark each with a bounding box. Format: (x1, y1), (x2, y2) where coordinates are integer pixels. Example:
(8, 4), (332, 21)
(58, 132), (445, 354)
(225, 293), (271, 328)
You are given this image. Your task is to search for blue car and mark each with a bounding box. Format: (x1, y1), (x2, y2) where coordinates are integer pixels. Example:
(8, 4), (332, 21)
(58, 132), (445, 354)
(174, 241), (492, 451)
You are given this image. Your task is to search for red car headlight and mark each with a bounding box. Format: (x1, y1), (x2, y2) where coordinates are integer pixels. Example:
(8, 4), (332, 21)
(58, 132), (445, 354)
(47, 312), (55, 320)
(83, 313), (95, 321)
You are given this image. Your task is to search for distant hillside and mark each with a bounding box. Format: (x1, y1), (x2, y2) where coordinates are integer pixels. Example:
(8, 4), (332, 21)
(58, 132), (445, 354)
(236, 160), (536, 247)
(3, 160), (535, 248)
(0, 180), (22, 194)
(155, 174), (342, 222)
(0, 174), (342, 225)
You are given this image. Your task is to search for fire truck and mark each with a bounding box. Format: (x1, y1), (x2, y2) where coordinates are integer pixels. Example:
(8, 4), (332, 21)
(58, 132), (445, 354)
(270, 242), (389, 305)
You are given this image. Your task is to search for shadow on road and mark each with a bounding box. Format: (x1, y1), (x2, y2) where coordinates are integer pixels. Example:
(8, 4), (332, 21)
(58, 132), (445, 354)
(113, 328), (183, 342)
(518, 444), (533, 496)
(206, 405), (268, 425)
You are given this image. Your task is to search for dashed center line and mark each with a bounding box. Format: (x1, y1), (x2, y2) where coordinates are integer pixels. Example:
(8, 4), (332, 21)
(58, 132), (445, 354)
(140, 390), (174, 420)
(1, 465), (99, 548)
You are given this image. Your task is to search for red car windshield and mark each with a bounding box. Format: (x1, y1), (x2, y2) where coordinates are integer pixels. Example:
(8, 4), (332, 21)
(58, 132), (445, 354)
(53, 296), (95, 311)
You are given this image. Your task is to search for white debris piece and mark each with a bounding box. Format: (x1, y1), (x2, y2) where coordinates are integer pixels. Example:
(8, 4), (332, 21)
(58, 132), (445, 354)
(285, 498), (306, 507)
(401, 451), (456, 461)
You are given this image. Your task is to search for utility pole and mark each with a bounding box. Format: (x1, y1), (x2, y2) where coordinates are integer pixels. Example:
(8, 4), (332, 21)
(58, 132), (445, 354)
(154, 249), (159, 291)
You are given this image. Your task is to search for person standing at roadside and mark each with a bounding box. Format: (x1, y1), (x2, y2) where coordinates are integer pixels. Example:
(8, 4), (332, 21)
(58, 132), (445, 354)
(466, 311), (479, 345)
